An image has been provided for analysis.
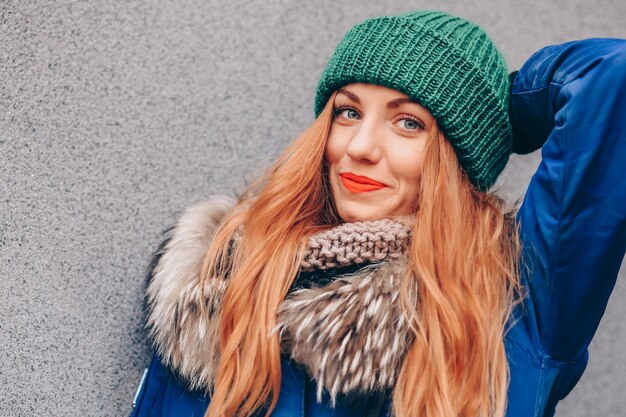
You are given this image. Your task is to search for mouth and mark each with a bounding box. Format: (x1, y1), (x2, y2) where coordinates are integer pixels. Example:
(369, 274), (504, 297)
(339, 172), (387, 193)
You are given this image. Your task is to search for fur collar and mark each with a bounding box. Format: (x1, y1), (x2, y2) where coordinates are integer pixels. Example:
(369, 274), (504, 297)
(146, 195), (417, 404)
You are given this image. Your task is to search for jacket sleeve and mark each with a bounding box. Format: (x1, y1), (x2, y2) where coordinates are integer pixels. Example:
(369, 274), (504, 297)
(130, 228), (174, 417)
(512, 38), (626, 362)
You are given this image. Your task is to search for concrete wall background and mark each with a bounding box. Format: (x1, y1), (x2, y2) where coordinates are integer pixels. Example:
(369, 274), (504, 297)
(1, 1), (625, 416)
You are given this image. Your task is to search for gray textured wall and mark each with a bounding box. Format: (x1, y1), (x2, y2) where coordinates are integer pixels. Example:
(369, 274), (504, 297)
(1, 1), (625, 416)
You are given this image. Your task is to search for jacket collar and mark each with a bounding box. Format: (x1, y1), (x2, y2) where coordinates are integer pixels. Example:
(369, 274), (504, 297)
(145, 195), (417, 404)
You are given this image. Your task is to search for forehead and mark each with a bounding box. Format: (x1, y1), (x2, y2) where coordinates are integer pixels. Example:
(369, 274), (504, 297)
(336, 83), (433, 116)
(337, 82), (410, 99)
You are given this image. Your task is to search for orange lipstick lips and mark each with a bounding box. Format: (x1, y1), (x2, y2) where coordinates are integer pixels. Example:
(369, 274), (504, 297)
(339, 172), (387, 193)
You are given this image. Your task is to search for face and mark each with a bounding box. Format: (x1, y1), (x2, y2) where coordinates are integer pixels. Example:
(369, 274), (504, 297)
(325, 83), (436, 222)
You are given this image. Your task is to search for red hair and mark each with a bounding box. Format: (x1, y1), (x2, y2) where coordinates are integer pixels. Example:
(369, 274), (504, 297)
(199, 90), (524, 417)
(393, 126), (524, 417)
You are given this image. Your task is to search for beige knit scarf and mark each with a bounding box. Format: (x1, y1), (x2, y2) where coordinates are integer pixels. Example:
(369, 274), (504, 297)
(299, 217), (412, 271)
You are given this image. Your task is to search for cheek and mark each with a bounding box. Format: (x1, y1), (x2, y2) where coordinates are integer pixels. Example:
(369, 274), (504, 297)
(388, 145), (424, 188)
(325, 131), (343, 164)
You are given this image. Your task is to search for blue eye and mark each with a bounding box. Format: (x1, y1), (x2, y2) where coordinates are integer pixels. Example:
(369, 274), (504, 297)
(399, 117), (425, 131)
(333, 106), (360, 120)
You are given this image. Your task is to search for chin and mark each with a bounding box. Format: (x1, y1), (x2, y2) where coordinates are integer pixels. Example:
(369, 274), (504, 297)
(336, 202), (389, 222)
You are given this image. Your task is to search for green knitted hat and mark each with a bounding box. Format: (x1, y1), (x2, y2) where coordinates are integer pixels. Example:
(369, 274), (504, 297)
(314, 10), (513, 191)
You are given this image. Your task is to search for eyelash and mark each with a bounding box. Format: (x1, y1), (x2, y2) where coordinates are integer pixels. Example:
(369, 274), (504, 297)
(332, 105), (426, 131)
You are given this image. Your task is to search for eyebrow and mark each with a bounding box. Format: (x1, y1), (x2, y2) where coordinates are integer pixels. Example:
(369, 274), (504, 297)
(336, 87), (420, 109)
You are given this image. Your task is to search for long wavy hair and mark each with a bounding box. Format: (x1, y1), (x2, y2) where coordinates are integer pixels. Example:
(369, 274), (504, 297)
(198, 89), (526, 417)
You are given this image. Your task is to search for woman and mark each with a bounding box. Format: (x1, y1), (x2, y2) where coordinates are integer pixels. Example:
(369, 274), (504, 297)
(130, 10), (626, 417)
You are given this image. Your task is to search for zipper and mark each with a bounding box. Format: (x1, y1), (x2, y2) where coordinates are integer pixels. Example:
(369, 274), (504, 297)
(132, 368), (149, 408)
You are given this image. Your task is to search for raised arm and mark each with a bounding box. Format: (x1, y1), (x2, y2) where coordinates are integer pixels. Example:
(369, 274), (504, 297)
(512, 38), (626, 362)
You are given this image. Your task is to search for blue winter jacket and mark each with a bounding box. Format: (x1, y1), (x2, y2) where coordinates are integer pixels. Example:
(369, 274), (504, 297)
(130, 38), (626, 417)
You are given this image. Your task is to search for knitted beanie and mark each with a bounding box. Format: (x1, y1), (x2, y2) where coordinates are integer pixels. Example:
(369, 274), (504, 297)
(314, 10), (513, 191)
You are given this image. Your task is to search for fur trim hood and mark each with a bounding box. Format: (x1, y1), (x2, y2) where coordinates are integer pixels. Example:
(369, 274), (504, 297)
(145, 195), (418, 404)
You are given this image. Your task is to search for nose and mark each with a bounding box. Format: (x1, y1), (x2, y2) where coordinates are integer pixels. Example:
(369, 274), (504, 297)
(345, 118), (383, 164)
